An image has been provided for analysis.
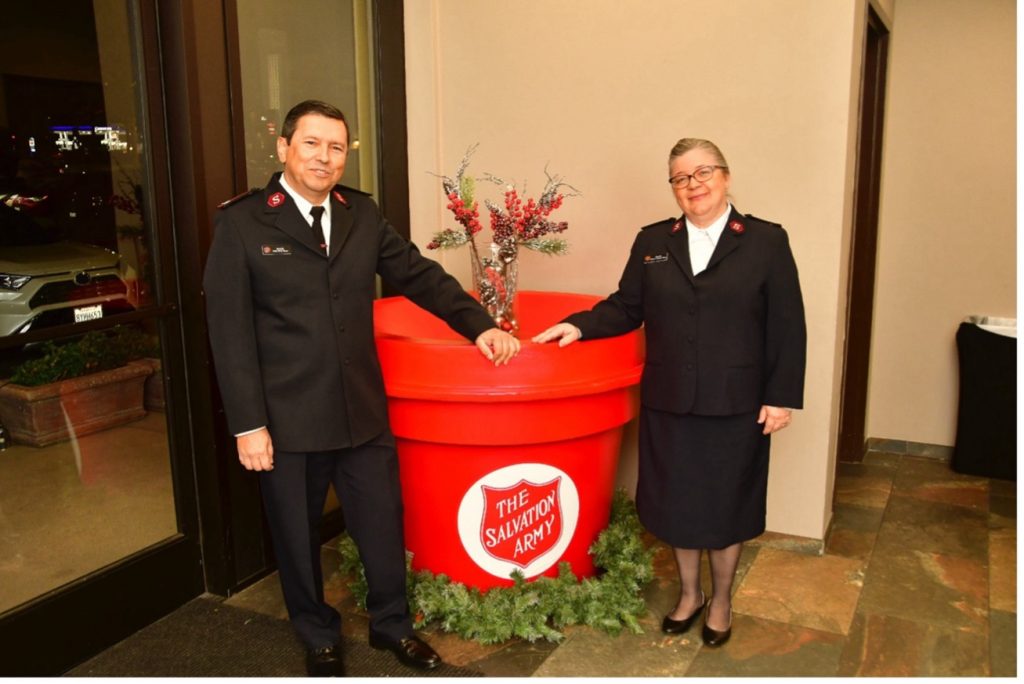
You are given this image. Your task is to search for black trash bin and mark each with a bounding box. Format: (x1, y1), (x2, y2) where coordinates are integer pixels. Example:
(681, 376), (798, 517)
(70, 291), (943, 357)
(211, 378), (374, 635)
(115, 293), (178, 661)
(952, 316), (1016, 480)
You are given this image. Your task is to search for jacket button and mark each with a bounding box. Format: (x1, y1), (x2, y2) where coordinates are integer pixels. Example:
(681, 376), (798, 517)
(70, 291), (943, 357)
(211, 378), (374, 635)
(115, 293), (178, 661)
(343, 358), (351, 365)
(687, 335), (694, 343)
(338, 325), (345, 332)
(331, 292), (339, 300)
(686, 363), (694, 371)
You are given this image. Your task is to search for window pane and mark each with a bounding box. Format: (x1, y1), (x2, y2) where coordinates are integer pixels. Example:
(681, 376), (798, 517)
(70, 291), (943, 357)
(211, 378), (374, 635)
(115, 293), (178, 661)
(0, 1), (177, 614)
(236, 0), (378, 194)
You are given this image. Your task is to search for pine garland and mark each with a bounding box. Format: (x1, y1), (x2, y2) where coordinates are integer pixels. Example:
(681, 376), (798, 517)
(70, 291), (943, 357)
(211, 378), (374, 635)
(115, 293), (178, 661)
(337, 489), (654, 644)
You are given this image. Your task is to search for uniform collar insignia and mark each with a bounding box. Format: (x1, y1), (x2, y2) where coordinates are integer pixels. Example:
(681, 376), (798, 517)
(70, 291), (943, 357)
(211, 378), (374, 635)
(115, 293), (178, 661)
(267, 191), (285, 208)
(332, 189), (348, 206)
(671, 219), (683, 234)
(728, 219), (745, 234)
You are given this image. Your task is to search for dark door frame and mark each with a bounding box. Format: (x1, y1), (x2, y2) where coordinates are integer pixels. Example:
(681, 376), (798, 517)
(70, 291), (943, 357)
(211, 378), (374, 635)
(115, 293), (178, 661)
(836, 5), (890, 465)
(373, 0), (411, 242)
(157, 0), (268, 597)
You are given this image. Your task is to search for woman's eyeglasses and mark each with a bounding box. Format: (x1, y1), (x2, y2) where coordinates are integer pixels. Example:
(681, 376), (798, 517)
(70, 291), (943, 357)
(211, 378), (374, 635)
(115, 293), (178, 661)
(668, 165), (727, 188)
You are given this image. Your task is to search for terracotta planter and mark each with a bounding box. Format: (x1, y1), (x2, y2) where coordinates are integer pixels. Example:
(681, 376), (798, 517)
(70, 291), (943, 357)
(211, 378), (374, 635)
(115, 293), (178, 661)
(134, 357), (165, 411)
(0, 361), (153, 447)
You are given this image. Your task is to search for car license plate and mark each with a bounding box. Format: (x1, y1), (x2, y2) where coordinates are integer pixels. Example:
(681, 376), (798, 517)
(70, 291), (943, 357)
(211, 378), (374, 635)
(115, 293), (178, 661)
(74, 304), (103, 323)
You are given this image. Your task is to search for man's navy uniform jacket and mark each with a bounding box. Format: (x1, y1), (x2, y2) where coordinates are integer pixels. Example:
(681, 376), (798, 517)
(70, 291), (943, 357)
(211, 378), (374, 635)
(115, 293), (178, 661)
(203, 173), (494, 451)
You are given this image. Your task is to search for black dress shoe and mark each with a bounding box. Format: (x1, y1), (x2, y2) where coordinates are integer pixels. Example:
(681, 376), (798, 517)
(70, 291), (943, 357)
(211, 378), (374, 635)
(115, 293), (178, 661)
(661, 592), (706, 634)
(701, 604), (732, 647)
(368, 633), (442, 670)
(306, 644), (345, 677)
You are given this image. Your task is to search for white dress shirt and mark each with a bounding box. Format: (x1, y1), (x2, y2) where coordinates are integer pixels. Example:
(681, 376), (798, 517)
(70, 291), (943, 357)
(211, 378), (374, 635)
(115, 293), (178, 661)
(279, 174), (332, 252)
(685, 203), (732, 276)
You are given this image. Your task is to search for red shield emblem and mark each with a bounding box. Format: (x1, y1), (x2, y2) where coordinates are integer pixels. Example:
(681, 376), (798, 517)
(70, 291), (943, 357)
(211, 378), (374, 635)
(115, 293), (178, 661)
(267, 192), (285, 207)
(671, 220), (683, 233)
(728, 219), (745, 234)
(479, 477), (563, 568)
(332, 189), (348, 206)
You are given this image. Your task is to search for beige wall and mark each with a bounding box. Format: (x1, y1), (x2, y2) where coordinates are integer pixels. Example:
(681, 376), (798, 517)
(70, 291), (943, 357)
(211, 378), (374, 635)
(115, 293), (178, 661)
(405, 0), (877, 540)
(866, 0), (1016, 446)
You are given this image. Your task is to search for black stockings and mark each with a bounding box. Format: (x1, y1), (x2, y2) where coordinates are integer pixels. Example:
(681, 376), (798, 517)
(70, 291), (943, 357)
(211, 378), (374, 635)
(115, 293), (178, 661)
(670, 542), (742, 630)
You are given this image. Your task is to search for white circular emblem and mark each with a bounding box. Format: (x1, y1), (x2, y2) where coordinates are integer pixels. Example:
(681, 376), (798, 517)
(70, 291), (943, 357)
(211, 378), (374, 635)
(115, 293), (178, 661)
(457, 463), (579, 580)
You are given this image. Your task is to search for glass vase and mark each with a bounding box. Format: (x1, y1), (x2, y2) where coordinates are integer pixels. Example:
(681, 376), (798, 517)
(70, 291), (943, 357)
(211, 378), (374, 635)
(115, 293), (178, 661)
(471, 241), (519, 335)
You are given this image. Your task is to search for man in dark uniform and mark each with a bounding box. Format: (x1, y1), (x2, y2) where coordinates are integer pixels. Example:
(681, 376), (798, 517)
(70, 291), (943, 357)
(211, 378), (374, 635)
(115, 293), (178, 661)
(203, 100), (519, 676)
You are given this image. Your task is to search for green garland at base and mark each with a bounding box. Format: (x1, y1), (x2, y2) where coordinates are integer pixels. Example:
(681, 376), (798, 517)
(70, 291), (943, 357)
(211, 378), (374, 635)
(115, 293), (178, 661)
(337, 489), (654, 644)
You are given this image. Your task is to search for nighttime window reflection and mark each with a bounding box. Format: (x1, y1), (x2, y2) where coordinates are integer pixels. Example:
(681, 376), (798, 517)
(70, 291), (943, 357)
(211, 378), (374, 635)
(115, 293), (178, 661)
(0, 2), (154, 339)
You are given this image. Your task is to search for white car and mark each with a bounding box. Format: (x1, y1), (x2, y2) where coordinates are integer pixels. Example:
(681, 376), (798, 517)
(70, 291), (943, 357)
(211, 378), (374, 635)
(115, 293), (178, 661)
(0, 239), (135, 336)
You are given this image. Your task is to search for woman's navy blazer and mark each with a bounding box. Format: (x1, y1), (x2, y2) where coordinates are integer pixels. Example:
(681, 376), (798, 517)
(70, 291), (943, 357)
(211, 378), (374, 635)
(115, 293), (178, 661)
(565, 207), (806, 416)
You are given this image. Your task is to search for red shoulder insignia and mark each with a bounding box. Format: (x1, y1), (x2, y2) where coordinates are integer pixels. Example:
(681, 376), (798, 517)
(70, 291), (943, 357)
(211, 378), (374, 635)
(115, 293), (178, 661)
(728, 219), (745, 234)
(217, 188), (259, 210)
(332, 189), (348, 206)
(266, 192), (286, 208)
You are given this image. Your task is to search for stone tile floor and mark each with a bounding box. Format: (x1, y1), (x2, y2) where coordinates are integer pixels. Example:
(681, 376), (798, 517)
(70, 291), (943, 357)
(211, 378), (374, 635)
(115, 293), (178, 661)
(224, 450), (1015, 677)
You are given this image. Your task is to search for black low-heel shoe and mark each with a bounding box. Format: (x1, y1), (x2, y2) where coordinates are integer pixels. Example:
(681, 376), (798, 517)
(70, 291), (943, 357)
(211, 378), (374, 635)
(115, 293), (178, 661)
(661, 593), (706, 634)
(700, 605), (732, 647)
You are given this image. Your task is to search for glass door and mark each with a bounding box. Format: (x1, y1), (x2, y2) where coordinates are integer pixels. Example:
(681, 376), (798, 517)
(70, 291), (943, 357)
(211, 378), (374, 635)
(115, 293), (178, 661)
(0, 1), (202, 673)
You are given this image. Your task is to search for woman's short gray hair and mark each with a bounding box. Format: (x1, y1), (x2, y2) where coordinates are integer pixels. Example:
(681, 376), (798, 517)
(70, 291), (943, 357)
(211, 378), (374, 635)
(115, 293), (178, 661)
(669, 138), (729, 172)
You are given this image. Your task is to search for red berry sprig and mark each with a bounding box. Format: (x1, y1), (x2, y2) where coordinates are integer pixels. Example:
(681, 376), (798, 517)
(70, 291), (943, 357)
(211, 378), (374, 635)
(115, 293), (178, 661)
(446, 191), (482, 236)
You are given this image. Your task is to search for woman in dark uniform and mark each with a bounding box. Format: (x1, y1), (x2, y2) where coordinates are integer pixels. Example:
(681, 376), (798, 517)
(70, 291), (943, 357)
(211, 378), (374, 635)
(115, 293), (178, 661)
(533, 138), (805, 647)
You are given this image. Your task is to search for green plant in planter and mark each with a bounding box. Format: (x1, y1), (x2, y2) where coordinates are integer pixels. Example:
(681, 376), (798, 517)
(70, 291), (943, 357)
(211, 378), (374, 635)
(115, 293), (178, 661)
(10, 327), (158, 387)
(115, 327), (160, 360)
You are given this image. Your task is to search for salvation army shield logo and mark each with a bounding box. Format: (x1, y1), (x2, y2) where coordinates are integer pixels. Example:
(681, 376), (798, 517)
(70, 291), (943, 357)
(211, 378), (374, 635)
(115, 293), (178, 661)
(480, 477), (563, 569)
(458, 463), (579, 580)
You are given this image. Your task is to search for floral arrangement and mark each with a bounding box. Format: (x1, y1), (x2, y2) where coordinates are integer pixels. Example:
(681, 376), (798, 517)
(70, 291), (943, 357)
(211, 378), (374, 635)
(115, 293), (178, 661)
(428, 145), (579, 334)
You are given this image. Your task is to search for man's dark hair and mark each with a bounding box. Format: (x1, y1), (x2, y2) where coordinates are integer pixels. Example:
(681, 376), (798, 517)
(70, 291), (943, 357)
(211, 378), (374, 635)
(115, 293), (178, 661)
(280, 100), (349, 144)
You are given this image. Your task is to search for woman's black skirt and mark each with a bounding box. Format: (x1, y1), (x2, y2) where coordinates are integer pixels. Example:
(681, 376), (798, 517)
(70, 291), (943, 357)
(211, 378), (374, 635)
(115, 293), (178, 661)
(636, 406), (770, 549)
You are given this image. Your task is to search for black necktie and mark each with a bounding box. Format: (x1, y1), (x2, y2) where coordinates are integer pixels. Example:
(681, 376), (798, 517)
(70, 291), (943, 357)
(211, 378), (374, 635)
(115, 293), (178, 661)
(309, 206), (326, 252)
